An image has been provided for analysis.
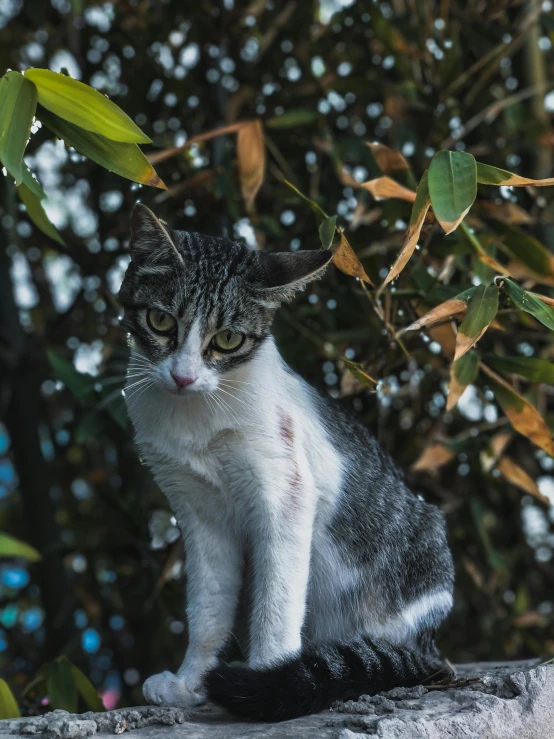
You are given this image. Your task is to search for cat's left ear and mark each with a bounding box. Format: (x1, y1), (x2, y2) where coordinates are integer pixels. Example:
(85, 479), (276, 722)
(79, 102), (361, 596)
(252, 250), (333, 304)
(129, 203), (184, 267)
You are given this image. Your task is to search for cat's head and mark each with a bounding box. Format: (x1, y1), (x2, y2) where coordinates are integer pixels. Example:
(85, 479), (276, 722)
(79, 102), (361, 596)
(119, 204), (331, 396)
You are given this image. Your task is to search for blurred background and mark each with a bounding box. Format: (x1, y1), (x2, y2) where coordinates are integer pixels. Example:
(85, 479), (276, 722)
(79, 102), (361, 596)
(1, 0), (554, 715)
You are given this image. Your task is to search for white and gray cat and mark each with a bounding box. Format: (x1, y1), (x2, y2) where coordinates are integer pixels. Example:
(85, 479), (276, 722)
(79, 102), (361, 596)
(119, 204), (454, 721)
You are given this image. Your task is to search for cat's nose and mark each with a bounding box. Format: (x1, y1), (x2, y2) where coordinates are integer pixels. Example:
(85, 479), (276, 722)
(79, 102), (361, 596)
(171, 372), (197, 389)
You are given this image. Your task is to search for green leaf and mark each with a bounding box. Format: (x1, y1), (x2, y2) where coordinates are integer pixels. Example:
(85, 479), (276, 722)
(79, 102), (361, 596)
(453, 349), (480, 385)
(266, 109), (319, 128)
(503, 279), (554, 330)
(342, 359), (378, 390)
(47, 658), (77, 713)
(21, 162), (46, 200)
(47, 349), (95, 405)
(476, 162), (514, 186)
(283, 179), (328, 222)
(25, 68), (151, 144)
(69, 662), (105, 712)
(454, 284), (499, 360)
(0, 532), (41, 562)
(428, 150), (477, 234)
(0, 679), (20, 719)
(485, 355), (554, 384)
(17, 184), (65, 245)
(476, 161), (554, 187)
(492, 224), (554, 277)
(318, 215), (337, 249)
(0, 71), (37, 184)
(39, 108), (166, 190)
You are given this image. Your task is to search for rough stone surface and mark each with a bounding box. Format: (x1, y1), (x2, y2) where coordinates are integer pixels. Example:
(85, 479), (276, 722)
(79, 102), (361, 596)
(1, 660), (553, 739)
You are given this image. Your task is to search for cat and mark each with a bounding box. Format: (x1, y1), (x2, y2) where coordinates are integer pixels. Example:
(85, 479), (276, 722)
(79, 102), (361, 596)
(119, 203), (455, 722)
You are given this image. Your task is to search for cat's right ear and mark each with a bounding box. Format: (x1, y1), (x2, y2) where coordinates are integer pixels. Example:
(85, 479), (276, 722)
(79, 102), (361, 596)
(129, 203), (184, 267)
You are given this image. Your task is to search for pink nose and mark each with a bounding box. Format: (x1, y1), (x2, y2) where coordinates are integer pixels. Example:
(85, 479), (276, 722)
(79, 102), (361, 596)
(171, 373), (197, 389)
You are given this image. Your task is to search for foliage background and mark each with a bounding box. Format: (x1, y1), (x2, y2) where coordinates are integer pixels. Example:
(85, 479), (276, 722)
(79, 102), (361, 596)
(1, 0), (554, 714)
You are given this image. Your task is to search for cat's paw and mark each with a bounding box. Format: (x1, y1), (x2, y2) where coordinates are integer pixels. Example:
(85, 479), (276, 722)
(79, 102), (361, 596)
(143, 671), (206, 708)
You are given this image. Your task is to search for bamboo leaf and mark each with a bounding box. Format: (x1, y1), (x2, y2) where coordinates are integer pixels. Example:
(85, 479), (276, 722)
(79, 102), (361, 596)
(482, 364), (554, 456)
(0, 532), (41, 562)
(493, 224), (554, 278)
(404, 297), (469, 332)
(236, 120), (265, 211)
(283, 179), (328, 221)
(496, 457), (549, 505)
(447, 350), (480, 411)
(25, 68), (150, 143)
(39, 108), (166, 190)
(21, 162), (46, 200)
(428, 150), (477, 234)
(266, 109), (318, 128)
(318, 215), (337, 249)
(411, 443), (454, 472)
(454, 284), (498, 360)
(383, 171), (431, 286)
(69, 661), (105, 712)
(47, 658), (77, 713)
(342, 359), (378, 390)
(0, 71), (37, 184)
(360, 176), (416, 202)
(484, 355), (554, 384)
(47, 349), (95, 405)
(476, 162), (554, 187)
(17, 184), (65, 245)
(502, 278), (554, 330)
(0, 680), (20, 719)
(367, 142), (410, 173)
(332, 231), (372, 284)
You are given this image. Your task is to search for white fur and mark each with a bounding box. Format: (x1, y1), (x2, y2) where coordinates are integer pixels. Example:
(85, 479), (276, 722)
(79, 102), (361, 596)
(126, 338), (449, 707)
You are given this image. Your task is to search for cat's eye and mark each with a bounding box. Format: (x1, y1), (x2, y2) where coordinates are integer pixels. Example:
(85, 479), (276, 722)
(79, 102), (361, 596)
(147, 308), (177, 334)
(212, 330), (245, 353)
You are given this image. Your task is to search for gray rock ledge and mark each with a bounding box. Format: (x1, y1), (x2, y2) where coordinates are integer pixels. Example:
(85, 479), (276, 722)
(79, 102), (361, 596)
(2, 660), (553, 739)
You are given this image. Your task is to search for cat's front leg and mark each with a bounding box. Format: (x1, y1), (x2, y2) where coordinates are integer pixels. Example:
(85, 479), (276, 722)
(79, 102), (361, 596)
(143, 505), (242, 708)
(248, 496), (314, 667)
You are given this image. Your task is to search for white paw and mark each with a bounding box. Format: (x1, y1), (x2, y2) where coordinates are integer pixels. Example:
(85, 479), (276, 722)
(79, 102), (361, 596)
(142, 671), (206, 708)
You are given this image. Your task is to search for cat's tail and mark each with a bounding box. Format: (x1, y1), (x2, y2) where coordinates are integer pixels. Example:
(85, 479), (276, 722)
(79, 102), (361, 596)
(205, 635), (452, 722)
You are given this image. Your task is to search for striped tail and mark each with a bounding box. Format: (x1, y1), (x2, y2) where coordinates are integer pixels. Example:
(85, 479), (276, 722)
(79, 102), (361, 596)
(205, 635), (452, 722)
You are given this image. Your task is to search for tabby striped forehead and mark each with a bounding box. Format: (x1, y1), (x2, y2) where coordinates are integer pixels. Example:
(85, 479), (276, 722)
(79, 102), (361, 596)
(119, 229), (275, 365)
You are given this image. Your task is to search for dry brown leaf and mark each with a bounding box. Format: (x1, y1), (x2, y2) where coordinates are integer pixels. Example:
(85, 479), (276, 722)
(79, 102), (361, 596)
(382, 172), (431, 288)
(477, 250), (510, 274)
(148, 121), (246, 164)
(404, 299), (468, 332)
(237, 120), (265, 211)
(499, 174), (554, 187)
(428, 322), (457, 359)
(506, 261), (554, 287)
(332, 231), (373, 284)
(479, 201), (533, 225)
(367, 143), (410, 173)
(480, 430), (513, 472)
(411, 443), (454, 472)
(481, 364), (554, 456)
(496, 457), (549, 504)
(454, 325), (489, 361)
(439, 205), (474, 236)
(446, 372), (467, 412)
(360, 176), (416, 202)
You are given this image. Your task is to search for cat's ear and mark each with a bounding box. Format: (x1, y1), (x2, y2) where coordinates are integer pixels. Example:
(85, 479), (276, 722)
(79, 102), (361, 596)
(129, 203), (184, 267)
(252, 250), (332, 304)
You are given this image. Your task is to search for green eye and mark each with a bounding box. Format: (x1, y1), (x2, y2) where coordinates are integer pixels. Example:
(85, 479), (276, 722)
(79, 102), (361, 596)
(147, 308), (177, 334)
(212, 330), (245, 352)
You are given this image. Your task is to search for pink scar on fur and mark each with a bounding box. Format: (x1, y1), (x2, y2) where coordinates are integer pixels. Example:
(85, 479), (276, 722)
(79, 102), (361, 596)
(278, 410), (303, 512)
(278, 411), (294, 445)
